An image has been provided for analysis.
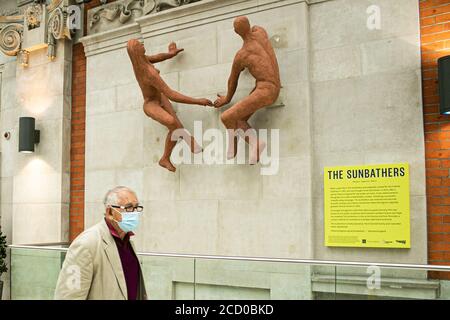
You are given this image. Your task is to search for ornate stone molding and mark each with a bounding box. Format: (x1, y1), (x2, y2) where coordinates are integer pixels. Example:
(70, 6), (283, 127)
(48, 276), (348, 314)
(46, 0), (65, 13)
(17, 0), (35, 7)
(0, 23), (24, 56)
(0, 6), (25, 17)
(47, 5), (72, 60)
(81, 0), (308, 57)
(0, 0), (76, 64)
(137, 0), (305, 38)
(0, 15), (24, 24)
(25, 3), (43, 30)
(87, 0), (202, 35)
(0, 8), (25, 60)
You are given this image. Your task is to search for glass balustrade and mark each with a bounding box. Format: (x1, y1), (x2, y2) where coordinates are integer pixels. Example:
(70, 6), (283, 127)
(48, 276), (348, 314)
(5, 244), (450, 300)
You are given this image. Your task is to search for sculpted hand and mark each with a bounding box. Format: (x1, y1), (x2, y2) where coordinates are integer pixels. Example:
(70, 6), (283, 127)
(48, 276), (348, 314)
(197, 98), (213, 107)
(214, 94), (229, 108)
(168, 42), (184, 56)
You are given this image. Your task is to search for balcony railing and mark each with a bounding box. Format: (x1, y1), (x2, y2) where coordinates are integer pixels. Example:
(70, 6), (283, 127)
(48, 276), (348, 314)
(3, 243), (450, 300)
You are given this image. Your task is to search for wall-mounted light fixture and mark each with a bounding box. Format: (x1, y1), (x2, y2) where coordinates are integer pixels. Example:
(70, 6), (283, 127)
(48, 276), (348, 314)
(439, 55), (450, 115)
(19, 117), (40, 153)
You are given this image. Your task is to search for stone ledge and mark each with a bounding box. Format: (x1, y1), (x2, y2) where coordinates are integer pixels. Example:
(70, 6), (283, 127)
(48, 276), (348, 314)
(137, 0), (308, 38)
(312, 274), (441, 299)
(80, 0), (309, 57)
(80, 23), (141, 57)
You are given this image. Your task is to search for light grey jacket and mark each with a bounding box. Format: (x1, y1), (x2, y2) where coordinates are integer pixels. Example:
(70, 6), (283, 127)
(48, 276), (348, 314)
(54, 219), (147, 300)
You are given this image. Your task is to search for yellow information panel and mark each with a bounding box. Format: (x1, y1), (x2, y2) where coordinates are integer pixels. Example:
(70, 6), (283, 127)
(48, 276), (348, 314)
(324, 163), (410, 249)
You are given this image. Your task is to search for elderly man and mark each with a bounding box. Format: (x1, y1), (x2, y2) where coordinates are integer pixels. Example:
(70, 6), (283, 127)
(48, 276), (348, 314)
(54, 186), (147, 300)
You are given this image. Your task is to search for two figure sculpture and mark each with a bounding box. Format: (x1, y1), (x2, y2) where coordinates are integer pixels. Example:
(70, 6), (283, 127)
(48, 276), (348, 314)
(127, 16), (281, 172)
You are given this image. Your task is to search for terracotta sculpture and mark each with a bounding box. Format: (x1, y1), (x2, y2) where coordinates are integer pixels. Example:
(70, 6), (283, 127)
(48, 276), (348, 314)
(127, 39), (212, 172)
(214, 16), (281, 164)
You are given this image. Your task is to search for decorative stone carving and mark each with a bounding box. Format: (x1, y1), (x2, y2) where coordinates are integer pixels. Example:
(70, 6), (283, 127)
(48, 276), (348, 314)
(48, 7), (68, 40)
(47, 5), (72, 60)
(46, 0), (64, 13)
(0, 23), (24, 56)
(0, 9), (24, 57)
(18, 49), (29, 66)
(0, 7), (25, 17)
(0, 15), (24, 24)
(0, 0), (74, 63)
(22, 3), (47, 54)
(17, 0), (35, 7)
(88, 0), (202, 34)
(25, 3), (43, 30)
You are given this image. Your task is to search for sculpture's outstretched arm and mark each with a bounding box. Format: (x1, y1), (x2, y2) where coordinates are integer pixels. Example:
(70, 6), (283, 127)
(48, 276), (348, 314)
(147, 52), (177, 64)
(150, 75), (212, 106)
(225, 57), (244, 102)
(166, 88), (212, 106)
(147, 42), (184, 64)
(214, 55), (243, 108)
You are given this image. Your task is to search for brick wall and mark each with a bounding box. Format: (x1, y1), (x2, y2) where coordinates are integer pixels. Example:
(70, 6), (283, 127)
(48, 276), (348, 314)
(420, 0), (450, 278)
(69, 1), (115, 241)
(69, 42), (86, 241)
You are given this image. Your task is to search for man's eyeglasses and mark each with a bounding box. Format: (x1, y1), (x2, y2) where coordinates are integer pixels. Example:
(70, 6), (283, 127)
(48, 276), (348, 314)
(111, 205), (144, 213)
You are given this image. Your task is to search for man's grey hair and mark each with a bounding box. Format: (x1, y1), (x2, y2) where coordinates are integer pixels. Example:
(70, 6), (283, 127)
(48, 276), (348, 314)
(103, 186), (137, 208)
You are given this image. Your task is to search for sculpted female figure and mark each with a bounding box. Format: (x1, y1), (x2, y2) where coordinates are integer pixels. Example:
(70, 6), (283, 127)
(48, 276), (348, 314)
(127, 39), (212, 172)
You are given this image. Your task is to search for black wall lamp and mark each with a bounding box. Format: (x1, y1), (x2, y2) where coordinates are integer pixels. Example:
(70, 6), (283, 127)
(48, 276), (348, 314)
(19, 117), (40, 153)
(439, 55), (450, 115)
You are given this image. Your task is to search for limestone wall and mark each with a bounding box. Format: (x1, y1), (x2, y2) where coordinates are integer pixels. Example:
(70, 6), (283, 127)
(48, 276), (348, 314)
(0, 39), (72, 245)
(81, 0), (426, 265)
(310, 0), (426, 263)
(0, 39), (72, 299)
(82, 0), (313, 259)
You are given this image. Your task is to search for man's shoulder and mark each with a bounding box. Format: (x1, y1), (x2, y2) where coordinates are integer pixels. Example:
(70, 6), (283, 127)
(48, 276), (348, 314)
(69, 220), (105, 250)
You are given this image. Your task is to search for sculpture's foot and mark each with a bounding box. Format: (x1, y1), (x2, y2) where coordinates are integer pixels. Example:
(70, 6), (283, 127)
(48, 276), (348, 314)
(226, 137), (238, 160)
(249, 140), (266, 165)
(159, 158), (176, 172)
(227, 151), (237, 160)
(226, 145), (238, 160)
(191, 138), (203, 154)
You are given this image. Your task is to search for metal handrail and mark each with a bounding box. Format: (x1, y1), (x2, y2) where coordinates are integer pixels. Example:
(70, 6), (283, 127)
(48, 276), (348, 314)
(8, 243), (450, 272)
(11, 242), (71, 247)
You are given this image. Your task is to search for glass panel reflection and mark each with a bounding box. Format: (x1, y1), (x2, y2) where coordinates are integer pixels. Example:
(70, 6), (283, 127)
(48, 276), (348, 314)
(7, 245), (450, 300)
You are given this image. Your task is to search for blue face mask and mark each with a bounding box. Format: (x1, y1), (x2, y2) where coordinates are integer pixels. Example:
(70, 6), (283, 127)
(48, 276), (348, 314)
(113, 208), (141, 233)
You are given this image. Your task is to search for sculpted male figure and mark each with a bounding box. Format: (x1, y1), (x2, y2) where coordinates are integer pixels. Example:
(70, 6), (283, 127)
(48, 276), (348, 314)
(127, 39), (212, 172)
(214, 16), (281, 164)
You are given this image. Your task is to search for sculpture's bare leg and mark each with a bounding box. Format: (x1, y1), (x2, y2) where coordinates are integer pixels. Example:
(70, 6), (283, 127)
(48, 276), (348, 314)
(143, 100), (182, 172)
(221, 85), (277, 164)
(225, 129), (239, 160)
(160, 94), (203, 154)
(160, 133), (178, 172)
(240, 120), (264, 165)
(226, 114), (252, 160)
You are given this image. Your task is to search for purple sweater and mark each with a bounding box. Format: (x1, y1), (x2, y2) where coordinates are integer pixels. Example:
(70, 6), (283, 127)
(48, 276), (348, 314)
(105, 218), (140, 300)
